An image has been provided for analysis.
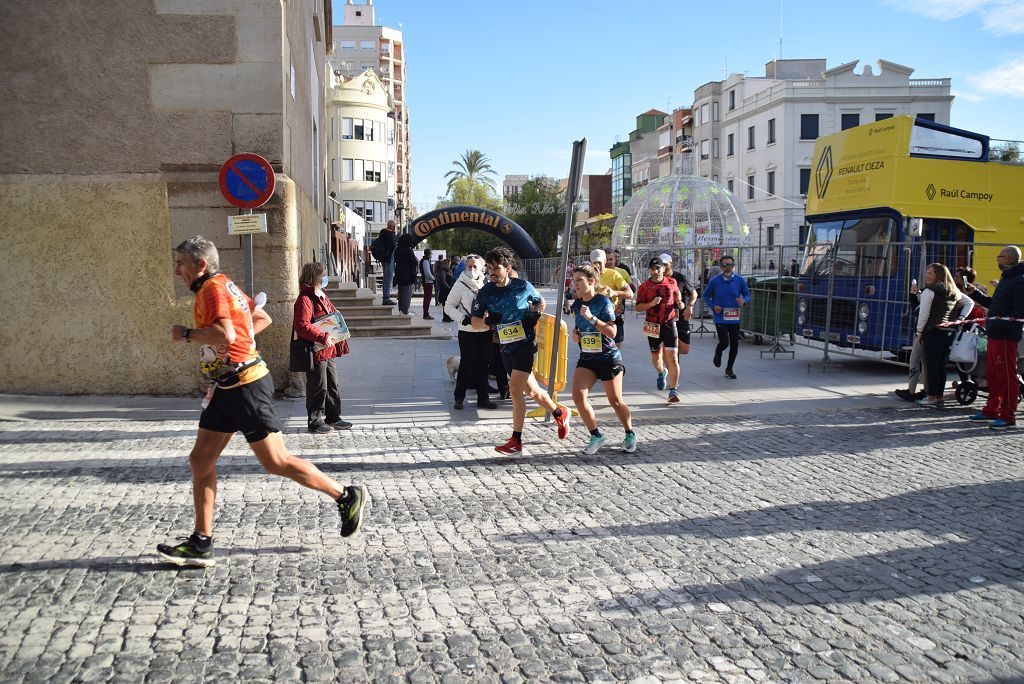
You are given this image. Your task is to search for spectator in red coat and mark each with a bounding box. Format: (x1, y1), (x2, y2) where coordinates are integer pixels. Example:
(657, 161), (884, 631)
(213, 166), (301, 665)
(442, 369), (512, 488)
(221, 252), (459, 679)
(293, 262), (352, 434)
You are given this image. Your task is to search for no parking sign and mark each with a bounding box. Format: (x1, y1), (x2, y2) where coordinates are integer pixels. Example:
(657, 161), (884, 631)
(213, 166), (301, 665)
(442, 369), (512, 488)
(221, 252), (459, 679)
(218, 153), (276, 209)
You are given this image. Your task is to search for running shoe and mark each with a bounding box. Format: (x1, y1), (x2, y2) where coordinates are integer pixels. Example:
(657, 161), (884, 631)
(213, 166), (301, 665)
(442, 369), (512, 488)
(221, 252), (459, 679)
(667, 388), (680, 403)
(554, 406), (571, 440)
(915, 397), (943, 408)
(656, 369), (668, 390)
(622, 432), (638, 453)
(157, 534), (215, 568)
(893, 389), (915, 402)
(495, 437), (523, 455)
(583, 434), (607, 455)
(328, 419), (353, 430)
(990, 419), (1016, 430)
(337, 485), (368, 538)
(308, 421), (332, 434)
(713, 349), (722, 368)
(968, 413), (995, 422)
(724, 369), (737, 380)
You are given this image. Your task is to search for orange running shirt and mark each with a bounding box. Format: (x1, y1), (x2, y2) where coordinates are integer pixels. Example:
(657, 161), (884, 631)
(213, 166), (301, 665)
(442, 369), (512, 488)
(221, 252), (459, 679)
(194, 274), (268, 386)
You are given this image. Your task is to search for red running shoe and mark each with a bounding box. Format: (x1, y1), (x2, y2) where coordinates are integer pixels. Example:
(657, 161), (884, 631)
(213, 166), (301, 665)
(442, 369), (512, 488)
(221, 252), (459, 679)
(495, 437), (523, 455)
(554, 406), (571, 440)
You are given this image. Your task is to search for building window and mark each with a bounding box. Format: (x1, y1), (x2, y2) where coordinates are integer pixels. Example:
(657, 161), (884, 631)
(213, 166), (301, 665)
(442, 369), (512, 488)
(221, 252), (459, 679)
(359, 40), (375, 50)
(729, 89), (736, 111)
(875, 112), (893, 121)
(290, 63), (295, 99)
(712, 138), (719, 158)
(339, 40), (356, 50)
(841, 113), (860, 130)
(727, 179), (734, 193)
(918, 113), (935, 122)
(799, 224), (810, 246)
(712, 102), (719, 121)
(700, 103), (709, 125)
(747, 125), (755, 150)
(727, 133), (734, 157)
(342, 118), (353, 140)
(800, 114), (819, 140)
(768, 224), (776, 248)
(713, 174), (719, 182)
(331, 158), (337, 181)
(353, 159), (364, 182)
(342, 159), (353, 182)
(767, 170), (775, 196)
(747, 175), (755, 200)
(799, 168), (810, 195)
(700, 139), (709, 160)
(768, 118), (776, 144)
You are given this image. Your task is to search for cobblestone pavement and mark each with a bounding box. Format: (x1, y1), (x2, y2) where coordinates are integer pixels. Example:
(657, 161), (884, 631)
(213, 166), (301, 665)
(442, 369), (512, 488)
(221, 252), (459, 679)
(1, 401), (1023, 683)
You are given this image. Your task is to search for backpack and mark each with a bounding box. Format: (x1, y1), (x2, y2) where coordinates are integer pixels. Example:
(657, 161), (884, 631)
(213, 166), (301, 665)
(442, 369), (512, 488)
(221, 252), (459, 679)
(370, 238), (388, 263)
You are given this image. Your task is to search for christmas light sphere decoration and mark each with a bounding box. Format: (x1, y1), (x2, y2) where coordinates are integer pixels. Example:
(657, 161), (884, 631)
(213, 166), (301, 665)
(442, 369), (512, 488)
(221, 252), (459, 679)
(612, 153), (753, 274)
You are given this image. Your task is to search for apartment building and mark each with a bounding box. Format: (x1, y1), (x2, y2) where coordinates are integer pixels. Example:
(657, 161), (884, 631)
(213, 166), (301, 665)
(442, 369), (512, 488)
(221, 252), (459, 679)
(691, 59), (952, 248)
(329, 0), (410, 228)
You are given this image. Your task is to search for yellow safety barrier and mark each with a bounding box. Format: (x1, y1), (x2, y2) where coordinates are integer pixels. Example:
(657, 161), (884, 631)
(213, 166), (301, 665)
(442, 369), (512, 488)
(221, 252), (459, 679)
(527, 313), (579, 418)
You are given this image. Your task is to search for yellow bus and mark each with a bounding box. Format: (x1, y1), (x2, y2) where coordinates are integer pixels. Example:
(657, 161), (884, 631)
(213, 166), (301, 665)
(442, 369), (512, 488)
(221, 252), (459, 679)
(799, 115), (1023, 352)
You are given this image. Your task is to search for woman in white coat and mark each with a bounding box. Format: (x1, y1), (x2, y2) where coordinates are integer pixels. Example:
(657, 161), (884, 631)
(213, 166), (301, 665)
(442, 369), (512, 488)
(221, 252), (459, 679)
(444, 255), (498, 410)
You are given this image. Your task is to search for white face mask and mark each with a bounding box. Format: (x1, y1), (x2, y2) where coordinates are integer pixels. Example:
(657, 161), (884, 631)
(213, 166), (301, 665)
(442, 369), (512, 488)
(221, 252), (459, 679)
(466, 266), (481, 279)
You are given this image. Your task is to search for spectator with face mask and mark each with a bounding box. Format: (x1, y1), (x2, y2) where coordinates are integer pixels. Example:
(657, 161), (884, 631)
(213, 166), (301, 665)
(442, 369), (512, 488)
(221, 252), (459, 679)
(444, 255), (497, 411)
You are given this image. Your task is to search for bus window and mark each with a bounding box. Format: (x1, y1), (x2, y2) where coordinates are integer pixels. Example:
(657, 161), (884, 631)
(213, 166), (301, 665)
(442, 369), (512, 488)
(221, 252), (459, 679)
(803, 217), (896, 278)
(800, 221), (842, 276)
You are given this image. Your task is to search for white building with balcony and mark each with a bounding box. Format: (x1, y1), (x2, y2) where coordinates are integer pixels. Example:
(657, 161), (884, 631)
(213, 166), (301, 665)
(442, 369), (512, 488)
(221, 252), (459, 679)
(691, 59), (952, 250)
(327, 68), (393, 242)
(330, 0), (410, 226)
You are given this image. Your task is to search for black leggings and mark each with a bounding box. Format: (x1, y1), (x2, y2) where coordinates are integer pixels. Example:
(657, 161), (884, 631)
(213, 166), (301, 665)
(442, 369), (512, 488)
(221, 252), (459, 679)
(490, 341), (509, 394)
(923, 329), (954, 397)
(715, 324), (740, 370)
(455, 331), (492, 402)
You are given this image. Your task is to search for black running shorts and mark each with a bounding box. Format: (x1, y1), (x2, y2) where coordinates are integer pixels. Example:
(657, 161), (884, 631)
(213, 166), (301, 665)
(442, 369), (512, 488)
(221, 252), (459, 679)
(576, 356), (626, 382)
(646, 321), (678, 352)
(676, 318), (691, 346)
(501, 343), (537, 374)
(198, 373), (284, 443)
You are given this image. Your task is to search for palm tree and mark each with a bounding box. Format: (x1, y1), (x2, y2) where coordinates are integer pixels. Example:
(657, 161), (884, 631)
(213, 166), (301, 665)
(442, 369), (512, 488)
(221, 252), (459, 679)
(444, 149), (497, 195)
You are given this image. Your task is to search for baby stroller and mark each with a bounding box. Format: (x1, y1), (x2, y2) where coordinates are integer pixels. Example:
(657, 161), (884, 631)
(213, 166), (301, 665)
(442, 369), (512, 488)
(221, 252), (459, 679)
(951, 321), (1024, 405)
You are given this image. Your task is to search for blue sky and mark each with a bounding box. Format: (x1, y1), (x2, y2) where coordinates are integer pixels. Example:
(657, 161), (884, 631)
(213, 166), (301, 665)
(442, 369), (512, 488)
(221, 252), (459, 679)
(332, 0), (1024, 213)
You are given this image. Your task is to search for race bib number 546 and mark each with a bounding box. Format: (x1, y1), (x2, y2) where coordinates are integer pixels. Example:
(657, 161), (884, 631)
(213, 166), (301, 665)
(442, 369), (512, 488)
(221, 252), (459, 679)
(723, 307), (740, 321)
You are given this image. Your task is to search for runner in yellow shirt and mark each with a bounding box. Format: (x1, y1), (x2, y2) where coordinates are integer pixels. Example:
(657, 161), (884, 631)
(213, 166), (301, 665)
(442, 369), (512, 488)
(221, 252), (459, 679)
(589, 249), (633, 349)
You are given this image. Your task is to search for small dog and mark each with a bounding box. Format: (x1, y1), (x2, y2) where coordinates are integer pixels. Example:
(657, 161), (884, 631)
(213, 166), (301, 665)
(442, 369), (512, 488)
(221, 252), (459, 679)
(445, 355), (460, 382)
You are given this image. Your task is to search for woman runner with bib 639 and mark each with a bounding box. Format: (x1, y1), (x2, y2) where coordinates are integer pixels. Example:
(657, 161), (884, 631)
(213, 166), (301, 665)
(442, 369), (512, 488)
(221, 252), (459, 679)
(570, 265), (636, 454)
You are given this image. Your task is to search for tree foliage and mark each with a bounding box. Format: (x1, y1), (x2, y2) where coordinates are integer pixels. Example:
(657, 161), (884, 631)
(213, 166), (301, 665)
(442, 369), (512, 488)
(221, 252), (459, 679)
(505, 178), (566, 258)
(992, 141), (1021, 163)
(444, 150), (498, 195)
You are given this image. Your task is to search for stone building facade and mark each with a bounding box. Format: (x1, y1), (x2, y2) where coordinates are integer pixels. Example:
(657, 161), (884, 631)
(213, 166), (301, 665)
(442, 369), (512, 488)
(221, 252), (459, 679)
(0, 0), (334, 394)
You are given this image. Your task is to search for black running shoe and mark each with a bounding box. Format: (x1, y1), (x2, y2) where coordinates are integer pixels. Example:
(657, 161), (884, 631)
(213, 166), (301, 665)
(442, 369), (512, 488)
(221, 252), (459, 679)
(337, 485), (368, 538)
(894, 389), (914, 401)
(713, 349), (722, 368)
(157, 533), (215, 568)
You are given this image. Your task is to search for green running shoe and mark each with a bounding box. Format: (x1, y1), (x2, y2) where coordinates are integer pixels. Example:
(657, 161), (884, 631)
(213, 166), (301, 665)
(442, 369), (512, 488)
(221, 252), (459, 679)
(338, 484), (369, 537)
(583, 434), (607, 455)
(157, 534), (215, 568)
(622, 432), (638, 453)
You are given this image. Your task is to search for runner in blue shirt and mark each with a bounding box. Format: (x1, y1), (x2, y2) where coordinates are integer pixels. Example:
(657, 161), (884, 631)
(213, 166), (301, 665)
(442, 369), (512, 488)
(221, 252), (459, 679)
(471, 247), (570, 455)
(569, 265), (636, 455)
(701, 254), (750, 379)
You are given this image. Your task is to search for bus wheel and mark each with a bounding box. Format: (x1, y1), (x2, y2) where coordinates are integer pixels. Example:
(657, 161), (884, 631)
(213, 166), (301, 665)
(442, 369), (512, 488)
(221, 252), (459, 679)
(955, 380), (978, 405)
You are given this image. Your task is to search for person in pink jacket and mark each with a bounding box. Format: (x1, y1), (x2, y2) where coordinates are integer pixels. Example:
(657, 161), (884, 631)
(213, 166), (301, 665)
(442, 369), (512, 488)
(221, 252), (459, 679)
(293, 262), (352, 434)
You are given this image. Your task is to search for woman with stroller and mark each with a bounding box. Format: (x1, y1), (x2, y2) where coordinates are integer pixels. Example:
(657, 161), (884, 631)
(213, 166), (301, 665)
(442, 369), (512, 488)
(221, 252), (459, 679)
(915, 263), (973, 408)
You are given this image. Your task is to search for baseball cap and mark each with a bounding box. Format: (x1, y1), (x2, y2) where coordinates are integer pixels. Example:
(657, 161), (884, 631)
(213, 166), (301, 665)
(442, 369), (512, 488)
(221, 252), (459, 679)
(589, 249), (607, 263)
(659, 253), (673, 263)
(647, 257), (664, 268)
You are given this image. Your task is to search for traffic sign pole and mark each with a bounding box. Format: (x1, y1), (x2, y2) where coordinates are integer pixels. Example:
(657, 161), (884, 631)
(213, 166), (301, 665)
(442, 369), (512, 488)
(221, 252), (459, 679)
(219, 154), (275, 298)
(243, 210), (254, 297)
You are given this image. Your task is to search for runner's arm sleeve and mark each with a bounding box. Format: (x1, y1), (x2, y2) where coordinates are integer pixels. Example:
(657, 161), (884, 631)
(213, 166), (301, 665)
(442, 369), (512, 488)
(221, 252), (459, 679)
(702, 281), (715, 309)
(740, 278), (752, 304)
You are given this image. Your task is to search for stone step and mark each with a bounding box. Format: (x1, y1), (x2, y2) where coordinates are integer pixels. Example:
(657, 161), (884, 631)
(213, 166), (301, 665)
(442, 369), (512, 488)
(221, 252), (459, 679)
(345, 314), (415, 327)
(349, 324), (439, 338)
(334, 304), (397, 316)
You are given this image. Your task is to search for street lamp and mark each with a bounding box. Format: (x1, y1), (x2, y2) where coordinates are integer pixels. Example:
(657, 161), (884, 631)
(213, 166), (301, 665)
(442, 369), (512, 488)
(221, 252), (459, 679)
(757, 216), (763, 273)
(395, 186), (405, 233)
